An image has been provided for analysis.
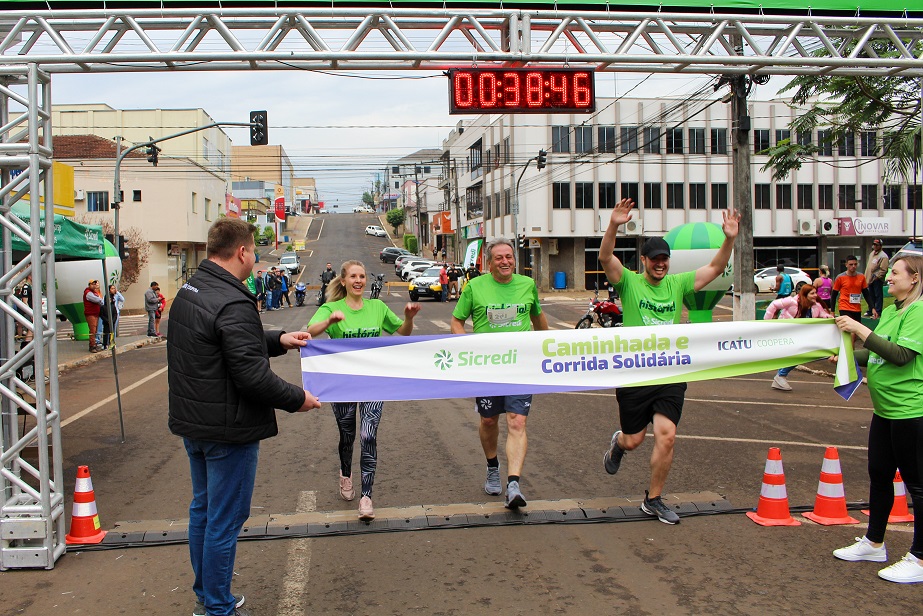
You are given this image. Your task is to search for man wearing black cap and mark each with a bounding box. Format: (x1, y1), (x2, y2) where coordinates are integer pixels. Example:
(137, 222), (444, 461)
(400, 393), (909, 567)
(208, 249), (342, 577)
(865, 239), (889, 318)
(597, 198), (740, 524)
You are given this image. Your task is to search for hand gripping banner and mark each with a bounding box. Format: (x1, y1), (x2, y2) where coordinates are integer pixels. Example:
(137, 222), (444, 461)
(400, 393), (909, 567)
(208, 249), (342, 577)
(301, 319), (859, 403)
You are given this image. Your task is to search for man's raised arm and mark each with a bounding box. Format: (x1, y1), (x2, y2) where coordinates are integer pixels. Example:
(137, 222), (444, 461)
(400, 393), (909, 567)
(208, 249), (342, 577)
(598, 198), (636, 286)
(694, 207), (741, 292)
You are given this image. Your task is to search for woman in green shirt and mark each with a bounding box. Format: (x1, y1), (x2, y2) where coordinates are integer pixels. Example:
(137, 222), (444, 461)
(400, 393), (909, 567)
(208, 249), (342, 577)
(307, 260), (421, 521)
(831, 254), (923, 584)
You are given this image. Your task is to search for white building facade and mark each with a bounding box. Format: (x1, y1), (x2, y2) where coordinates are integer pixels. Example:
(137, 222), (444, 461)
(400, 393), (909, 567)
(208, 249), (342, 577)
(445, 97), (920, 291)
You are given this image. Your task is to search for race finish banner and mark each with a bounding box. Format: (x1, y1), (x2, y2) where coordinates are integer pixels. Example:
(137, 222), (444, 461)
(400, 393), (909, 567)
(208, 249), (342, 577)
(301, 320), (860, 403)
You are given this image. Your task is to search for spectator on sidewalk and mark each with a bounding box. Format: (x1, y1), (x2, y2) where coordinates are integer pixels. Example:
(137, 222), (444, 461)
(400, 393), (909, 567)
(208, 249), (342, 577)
(865, 239), (889, 318)
(100, 284), (125, 349)
(83, 280), (104, 353)
(155, 286), (166, 337)
(144, 282), (160, 337)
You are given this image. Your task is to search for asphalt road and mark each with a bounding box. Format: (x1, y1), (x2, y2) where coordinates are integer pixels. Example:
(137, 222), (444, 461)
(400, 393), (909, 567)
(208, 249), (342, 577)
(3, 214), (918, 615)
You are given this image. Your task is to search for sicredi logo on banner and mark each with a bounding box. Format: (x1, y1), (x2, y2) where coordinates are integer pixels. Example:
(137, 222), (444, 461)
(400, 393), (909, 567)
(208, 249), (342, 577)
(434, 348), (519, 370)
(837, 217), (891, 236)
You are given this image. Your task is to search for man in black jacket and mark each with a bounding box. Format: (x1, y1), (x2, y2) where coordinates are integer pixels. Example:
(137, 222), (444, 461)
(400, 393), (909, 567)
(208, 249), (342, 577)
(168, 218), (321, 616)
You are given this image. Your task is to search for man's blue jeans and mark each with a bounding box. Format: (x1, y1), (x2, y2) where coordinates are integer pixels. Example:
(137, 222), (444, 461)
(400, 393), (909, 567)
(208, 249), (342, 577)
(183, 438), (259, 616)
(869, 278), (884, 315)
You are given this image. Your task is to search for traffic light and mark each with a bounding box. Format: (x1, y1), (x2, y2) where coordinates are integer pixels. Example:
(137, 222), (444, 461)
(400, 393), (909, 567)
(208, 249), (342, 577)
(250, 110), (268, 146)
(518, 233), (526, 249)
(105, 234), (130, 260)
(146, 138), (161, 166)
(536, 149), (547, 170)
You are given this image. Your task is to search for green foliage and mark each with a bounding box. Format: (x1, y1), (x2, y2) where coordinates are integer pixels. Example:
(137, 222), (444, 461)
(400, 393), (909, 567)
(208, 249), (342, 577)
(403, 234), (418, 254)
(768, 36), (923, 182)
(362, 191), (374, 206)
(386, 208), (405, 234)
(262, 225), (275, 242)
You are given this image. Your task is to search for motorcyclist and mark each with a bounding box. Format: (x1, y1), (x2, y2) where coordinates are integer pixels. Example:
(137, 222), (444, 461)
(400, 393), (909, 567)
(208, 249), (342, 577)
(319, 262), (336, 304)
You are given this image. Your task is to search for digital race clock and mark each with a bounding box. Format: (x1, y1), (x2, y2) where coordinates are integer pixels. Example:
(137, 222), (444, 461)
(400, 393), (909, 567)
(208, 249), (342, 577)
(448, 68), (595, 114)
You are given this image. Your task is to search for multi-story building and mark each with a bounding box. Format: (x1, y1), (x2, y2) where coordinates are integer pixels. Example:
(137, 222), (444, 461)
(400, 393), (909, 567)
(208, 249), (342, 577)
(385, 149), (444, 251)
(231, 144), (295, 213)
(445, 97), (921, 291)
(294, 177), (318, 213)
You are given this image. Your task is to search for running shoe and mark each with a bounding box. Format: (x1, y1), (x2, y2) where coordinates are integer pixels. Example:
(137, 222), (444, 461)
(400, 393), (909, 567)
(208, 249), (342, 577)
(193, 594), (245, 616)
(504, 480), (527, 509)
(603, 430), (625, 475)
(771, 375), (792, 391)
(878, 553), (923, 583)
(641, 490), (680, 524)
(359, 496), (375, 521)
(339, 473), (354, 501)
(484, 466), (502, 496)
(833, 537), (887, 562)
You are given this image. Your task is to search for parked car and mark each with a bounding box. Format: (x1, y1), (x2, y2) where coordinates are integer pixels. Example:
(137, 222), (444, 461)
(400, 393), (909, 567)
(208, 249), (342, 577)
(380, 247), (413, 263)
(408, 267), (444, 301)
(365, 225), (387, 237)
(400, 260), (437, 280)
(279, 253), (302, 275)
(394, 254), (420, 270)
(753, 266), (812, 293)
(354, 206), (375, 213)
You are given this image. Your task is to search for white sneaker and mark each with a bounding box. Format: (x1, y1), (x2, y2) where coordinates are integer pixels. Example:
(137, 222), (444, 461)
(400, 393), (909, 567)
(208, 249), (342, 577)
(833, 536), (887, 562)
(878, 553), (923, 583)
(771, 375), (792, 391)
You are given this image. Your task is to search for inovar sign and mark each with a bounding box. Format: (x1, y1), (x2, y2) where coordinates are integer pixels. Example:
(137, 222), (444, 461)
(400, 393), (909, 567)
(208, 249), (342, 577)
(838, 217), (892, 236)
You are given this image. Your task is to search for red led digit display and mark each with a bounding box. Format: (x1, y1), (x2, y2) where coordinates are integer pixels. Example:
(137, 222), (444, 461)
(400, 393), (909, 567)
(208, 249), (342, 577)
(449, 68), (595, 114)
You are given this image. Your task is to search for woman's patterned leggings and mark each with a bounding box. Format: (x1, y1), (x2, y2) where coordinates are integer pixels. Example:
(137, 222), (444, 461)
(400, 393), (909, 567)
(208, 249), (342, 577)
(331, 401), (384, 498)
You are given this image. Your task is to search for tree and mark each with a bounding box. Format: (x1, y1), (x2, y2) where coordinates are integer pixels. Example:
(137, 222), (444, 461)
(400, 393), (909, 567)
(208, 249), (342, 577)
(262, 225), (275, 242)
(76, 215), (151, 292)
(763, 37), (922, 182)
(386, 207), (405, 235)
(362, 191), (374, 207)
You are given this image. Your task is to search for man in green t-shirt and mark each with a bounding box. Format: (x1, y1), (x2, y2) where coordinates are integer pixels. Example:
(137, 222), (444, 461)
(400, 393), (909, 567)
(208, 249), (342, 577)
(451, 239), (548, 509)
(599, 198), (739, 525)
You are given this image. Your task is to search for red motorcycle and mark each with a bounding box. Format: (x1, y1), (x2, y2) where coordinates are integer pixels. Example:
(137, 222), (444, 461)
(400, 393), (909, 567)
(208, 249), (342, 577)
(575, 286), (623, 329)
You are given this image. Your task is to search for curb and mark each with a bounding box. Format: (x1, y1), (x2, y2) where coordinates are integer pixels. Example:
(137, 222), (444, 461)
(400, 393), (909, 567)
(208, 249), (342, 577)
(56, 336), (166, 375)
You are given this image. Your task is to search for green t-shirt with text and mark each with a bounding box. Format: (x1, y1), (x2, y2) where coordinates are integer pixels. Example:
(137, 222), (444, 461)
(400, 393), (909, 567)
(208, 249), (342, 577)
(453, 273), (541, 333)
(614, 269), (696, 327)
(867, 301), (923, 419)
(308, 298), (403, 339)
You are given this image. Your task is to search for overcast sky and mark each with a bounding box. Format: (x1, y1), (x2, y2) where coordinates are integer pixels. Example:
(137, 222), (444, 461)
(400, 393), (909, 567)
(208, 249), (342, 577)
(50, 70), (790, 206)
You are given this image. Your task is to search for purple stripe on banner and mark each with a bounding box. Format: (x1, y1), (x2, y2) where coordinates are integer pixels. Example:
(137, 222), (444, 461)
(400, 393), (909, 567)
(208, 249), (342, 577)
(302, 333), (458, 357)
(302, 372), (605, 403)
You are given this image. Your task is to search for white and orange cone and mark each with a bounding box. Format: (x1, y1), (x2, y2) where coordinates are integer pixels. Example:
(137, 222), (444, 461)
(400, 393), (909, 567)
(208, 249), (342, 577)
(65, 465), (107, 545)
(862, 470), (915, 523)
(746, 447), (801, 527)
(803, 447), (859, 525)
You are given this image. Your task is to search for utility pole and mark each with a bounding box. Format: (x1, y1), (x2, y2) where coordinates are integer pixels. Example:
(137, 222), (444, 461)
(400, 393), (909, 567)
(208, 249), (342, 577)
(727, 66), (756, 321)
(453, 159), (462, 264)
(414, 165), (424, 255)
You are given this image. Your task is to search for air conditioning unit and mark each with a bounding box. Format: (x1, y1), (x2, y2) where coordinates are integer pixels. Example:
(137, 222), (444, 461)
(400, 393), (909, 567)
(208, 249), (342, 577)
(797, 217), (817, 236)
(547, 238), (559, 255)
(74, 189), (85, 200)
(624, 219), (643, 236)
(820, 219), (839, 236)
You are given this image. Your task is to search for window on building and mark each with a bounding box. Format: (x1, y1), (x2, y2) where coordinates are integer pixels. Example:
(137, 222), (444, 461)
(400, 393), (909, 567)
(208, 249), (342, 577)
(469, 139), (483, 171)
(754, 130), (770, 154)
(754, 184), (771, 209)
(689, 183), (707, 209)
(797, 184), (813, 209)
(552, 182), (571, 209)
(484, 195), (491, 220)
(838, 132), (855, 157)
(817, 130), (833, 156)
(776, 129), (791, 145)
(575, 126), (593, 154)
(818, 184), (834, 210)
(666, 183), (684, 209)
(503, 137), (511, 164)
(711, 183), (728, 209)
(689, 128), (706, 155)
(838, 185), (857, 209)
(797, 131), (812, 147)
(191, 191), (197, 214)
(644, 127), (661, 154)
(710, 128), (727, 155)
(909, 185), (922, 210)
(883, 185), (901, 210)
(205, 197), (213, 221)
(424, 165), (432, 174)
(394, 181), (399, 189)
(575, 182), (594, 209)
(87, 191), (110, 212)
(391, 166), (400, 174)
(599, 182), (616, 209)
(620, 182), (639, 205)
(494, 192), (500, 218)
(552, 126), (570, 153)
(132, 190), (142, 202)
(598, 126), (616, 153)
(860, 132), (878, 157)
(620, 126), (639, 153)
(776, 184), (792, 209)
(644, 182), (662, 209)
(666, 128), (683, 154)
(504, 189), (511, 215)
(465, 185), (482, 218)
(861, 184), (878, 209)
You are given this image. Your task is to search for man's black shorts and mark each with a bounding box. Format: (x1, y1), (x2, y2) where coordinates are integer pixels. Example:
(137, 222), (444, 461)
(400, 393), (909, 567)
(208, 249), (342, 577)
(840, 310), (862, 322)
(615, 383), (687, 435)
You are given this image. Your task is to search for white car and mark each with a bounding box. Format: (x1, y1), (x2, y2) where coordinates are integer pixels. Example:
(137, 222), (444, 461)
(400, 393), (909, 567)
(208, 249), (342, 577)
(354, 206), (375, 213)
(365, 225), (387, 237)
(278, 253), (302, 275)
(404, 263), (437, 281)
(400, 260), (436, 280)
(754, 266), (813, 293)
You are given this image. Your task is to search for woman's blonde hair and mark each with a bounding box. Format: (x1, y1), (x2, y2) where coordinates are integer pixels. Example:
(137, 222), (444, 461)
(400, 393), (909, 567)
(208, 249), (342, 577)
(892, 255), (923, 309)
(326, 260), (366, 303)
(819, 264), (829, 277)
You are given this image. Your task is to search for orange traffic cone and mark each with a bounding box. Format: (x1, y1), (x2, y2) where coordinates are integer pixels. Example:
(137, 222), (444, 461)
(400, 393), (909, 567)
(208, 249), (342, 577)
(746, 447), (801, 527)
(803, 447), (859, 525)
(65, 465), (107, 545)
(862, 470), (915, 523)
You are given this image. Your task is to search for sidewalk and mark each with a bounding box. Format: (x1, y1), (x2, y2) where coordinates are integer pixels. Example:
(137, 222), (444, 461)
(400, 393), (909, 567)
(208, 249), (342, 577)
(54, 333), (165, 374)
